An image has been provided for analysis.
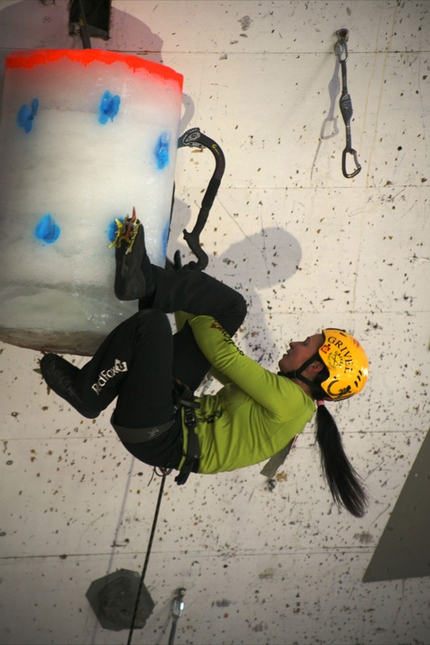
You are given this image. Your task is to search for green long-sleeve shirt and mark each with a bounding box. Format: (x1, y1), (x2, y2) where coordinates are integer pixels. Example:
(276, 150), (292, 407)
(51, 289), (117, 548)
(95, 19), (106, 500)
(182, 315), (316, 474)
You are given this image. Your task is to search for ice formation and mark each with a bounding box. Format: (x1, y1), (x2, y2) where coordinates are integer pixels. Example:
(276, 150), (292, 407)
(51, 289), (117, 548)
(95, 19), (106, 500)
(0, 49), (183, 355)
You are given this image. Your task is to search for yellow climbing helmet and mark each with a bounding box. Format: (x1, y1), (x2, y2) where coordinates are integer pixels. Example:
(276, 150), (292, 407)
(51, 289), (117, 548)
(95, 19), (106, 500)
(318, 328), (369, 401)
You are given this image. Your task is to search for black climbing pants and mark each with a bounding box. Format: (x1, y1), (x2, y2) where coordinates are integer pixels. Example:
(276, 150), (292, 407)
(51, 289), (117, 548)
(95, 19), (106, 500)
(74, 267), (247, 468)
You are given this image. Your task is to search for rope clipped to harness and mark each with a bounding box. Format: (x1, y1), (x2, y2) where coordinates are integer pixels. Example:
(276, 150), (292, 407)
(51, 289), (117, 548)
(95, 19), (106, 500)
(127, 379), (198, 641)
(127, 467), (169, 645)
(335, 29), (361, 179)
(177, 127), (226, 270)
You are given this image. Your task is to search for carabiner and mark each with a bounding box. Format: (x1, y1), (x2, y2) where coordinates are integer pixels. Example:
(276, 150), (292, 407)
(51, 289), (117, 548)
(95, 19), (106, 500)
(335, 28), (349, 62)
(342, 147), (361, 179)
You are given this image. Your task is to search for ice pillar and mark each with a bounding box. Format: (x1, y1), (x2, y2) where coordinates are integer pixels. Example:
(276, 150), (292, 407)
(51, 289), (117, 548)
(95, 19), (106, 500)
(0, 49), (183, 355)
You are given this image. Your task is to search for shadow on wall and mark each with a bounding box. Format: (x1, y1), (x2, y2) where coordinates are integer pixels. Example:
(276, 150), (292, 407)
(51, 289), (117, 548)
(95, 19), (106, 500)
(168, 199), (302, 364)
(311, 55), (342, 180)
(0, 0), (164, 92)
(214, 227), (302, 364)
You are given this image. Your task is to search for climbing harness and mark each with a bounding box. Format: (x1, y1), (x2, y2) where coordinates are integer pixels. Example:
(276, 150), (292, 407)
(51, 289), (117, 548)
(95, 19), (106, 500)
(335, 29), (361, 178)
(174, 399), (200, 485)
(177, 127), (226, 270)
(111, 417), (175, 444)
(113, 379), (200, 482)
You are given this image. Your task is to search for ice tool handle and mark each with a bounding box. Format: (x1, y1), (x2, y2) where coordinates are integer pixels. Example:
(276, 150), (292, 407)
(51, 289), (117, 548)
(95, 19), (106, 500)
(178, 127), (226, 270)
(335, 29), (361, 179)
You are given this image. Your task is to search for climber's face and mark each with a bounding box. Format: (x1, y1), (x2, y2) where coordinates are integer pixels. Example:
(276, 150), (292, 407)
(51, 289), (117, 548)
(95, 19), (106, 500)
(278, 333), (324, 375)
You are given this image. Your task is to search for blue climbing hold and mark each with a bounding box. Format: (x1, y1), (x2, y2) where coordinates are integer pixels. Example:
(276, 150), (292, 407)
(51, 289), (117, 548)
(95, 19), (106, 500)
(17, 98), (39, 133)
(155, 132), (170, 170)
(34, 214), (61, 244)
(99, 91), (121, 125)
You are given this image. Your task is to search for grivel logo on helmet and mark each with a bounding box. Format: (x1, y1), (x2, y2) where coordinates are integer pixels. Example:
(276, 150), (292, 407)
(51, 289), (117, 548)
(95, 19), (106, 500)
(325, 336), (355, 373)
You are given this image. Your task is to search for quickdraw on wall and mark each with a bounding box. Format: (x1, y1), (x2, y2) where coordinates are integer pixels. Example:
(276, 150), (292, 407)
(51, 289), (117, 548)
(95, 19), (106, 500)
(335, 29), (362, 179)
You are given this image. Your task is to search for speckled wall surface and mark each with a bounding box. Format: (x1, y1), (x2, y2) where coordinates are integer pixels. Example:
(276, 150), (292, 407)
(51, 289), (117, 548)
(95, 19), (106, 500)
(0, 1), (429, 644)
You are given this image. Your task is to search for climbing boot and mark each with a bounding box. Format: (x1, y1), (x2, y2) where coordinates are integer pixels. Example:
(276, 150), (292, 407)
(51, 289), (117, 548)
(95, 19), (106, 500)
(113, 213), (148, 301)
(40, 353), (100, 419)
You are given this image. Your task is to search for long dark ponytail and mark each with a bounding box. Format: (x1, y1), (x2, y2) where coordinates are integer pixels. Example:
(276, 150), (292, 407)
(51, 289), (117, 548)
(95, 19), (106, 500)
(315, 403), (368, 517)
(283, 355), (368, 517)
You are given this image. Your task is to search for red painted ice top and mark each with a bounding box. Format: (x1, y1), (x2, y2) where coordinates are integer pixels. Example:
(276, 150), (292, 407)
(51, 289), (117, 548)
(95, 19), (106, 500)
(6, 49), (183, 90)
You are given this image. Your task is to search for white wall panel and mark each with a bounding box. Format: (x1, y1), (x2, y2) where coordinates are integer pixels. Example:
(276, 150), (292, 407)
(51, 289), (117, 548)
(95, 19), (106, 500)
(0, 1), (429, 644)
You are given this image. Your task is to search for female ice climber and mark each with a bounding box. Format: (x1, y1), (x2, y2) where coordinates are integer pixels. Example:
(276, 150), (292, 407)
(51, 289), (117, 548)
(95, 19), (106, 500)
(40, 216), (369, 517)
